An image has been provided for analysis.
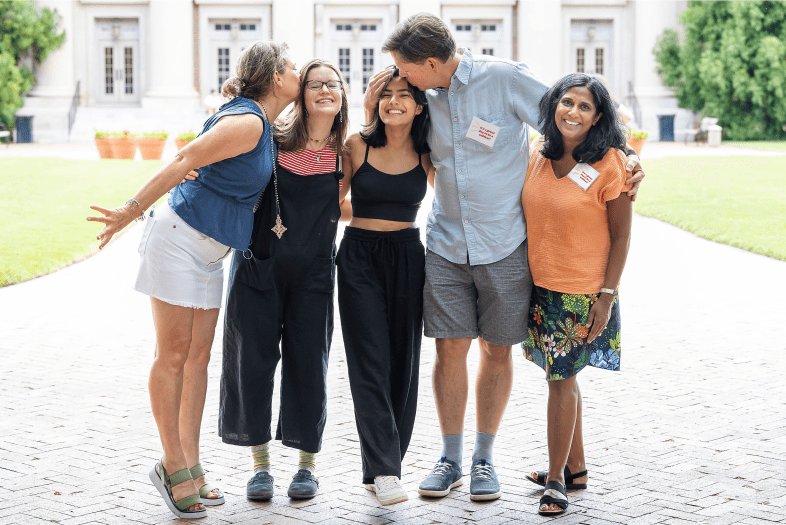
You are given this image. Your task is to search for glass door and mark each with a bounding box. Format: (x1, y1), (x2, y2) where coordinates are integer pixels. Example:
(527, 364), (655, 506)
(96, 20), (140, 104)
(452, 20), (504, 57)
(331, 21), (383, 104)
(210, 20), (263, 92)
(571, 42), (609, 76)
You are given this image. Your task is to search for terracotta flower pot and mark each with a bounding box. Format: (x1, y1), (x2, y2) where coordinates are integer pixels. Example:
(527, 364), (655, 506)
(95, 138), (114, 159)
(627, 137), (646, 155)
(137, 137), (166, 160)
(175, 138), (193, 151)
(111, 137), (137, 160)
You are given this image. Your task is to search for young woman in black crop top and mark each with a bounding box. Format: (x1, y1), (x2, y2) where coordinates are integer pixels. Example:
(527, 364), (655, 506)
(336, 68), (435, 505)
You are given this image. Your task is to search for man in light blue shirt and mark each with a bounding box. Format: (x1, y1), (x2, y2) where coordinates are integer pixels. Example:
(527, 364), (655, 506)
(366, 12), (643, 502)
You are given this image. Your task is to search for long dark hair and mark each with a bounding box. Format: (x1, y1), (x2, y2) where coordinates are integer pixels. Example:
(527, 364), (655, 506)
(361, 67), (431, 155)
(539, 73), (626, 164)
(275, 59), (349, 155)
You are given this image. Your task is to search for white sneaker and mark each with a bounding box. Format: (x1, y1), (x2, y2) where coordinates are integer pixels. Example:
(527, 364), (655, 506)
(369, 476), (408, 505)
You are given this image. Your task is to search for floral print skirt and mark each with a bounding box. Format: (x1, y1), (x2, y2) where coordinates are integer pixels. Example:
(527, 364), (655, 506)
(522, 286), (621, 381)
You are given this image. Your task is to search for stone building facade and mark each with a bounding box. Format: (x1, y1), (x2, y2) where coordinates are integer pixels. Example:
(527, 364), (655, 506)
(22, 0), (693, 143)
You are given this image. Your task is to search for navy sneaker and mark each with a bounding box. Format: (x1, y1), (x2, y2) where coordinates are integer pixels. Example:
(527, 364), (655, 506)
(287, 469), (318, 499)
(247, 471), (274, 501)
(418, 457), (463, 497)
(470, 459), (501, 501)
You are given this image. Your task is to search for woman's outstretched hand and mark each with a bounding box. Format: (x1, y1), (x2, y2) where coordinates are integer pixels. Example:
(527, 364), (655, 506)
(87, 204), (139, 250)
(585, 295), (613, 344)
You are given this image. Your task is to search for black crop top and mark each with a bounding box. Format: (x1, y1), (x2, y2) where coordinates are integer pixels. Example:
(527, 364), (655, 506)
(351, 144), (428, 223)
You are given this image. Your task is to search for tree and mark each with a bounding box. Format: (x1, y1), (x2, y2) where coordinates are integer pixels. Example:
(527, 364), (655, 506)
(0, 0), (66, 133)
(653, 1), (786, 141)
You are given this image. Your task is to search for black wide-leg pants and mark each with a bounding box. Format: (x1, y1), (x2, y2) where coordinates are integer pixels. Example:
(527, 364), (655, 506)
(336, 226), (425, 484)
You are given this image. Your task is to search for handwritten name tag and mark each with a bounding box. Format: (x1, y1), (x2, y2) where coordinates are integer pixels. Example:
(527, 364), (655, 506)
(567, 163), (600, 191)
(465, 117), (500, 148)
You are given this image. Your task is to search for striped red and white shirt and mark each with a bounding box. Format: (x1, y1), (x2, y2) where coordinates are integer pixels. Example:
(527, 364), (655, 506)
(278, 143), (337, 176)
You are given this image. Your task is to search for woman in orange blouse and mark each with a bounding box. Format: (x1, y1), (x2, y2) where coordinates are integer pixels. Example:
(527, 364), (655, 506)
(520, 73), (632, 516)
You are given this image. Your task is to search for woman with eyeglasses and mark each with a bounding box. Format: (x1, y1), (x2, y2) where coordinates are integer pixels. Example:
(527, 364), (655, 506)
(215, 59), (349, 501)
(337, 67), (434, 505)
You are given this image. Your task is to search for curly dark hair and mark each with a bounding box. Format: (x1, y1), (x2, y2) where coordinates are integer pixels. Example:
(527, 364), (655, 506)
(361, 67), (431, 155)
(539, 73), (626, 164)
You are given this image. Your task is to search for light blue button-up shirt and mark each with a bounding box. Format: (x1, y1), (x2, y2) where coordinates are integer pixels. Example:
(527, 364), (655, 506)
(426, 50), (548, 265)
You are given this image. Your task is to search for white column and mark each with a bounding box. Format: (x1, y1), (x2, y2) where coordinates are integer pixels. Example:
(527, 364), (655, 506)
(272, 0), (314, 66)
(517, 0), (562, 84)
(28, 0), (75, 101)
(19, 0), (75, 142)
(632, 0), (690, 140)
(141, 0), (199, 111)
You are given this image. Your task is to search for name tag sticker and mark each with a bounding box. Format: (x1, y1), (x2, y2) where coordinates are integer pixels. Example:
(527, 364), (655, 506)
(465, 117), (500, 148)
(567, 163), (600, 191)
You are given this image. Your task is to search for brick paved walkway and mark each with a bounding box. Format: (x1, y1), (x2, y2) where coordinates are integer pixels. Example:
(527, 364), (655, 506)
(2, 206), (785, 524)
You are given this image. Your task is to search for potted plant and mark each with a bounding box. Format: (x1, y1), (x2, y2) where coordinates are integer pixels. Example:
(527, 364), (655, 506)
(95, 131), (114, 159)
(626, 129), (649, 155)
(137, 131), (168, 160)
(176, 131), (198, 151)
(110, 131), (137, 160)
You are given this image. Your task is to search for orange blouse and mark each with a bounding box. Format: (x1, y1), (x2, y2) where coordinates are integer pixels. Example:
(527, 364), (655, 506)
(522, 137), (631, 295)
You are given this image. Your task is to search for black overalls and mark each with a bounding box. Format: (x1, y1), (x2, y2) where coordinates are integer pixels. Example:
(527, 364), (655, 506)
(219, 159), (341, 453)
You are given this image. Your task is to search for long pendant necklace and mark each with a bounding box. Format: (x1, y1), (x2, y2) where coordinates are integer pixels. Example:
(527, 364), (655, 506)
(258, 102), (287, 239)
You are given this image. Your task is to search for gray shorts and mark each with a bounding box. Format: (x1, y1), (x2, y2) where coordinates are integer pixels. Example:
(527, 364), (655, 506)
(423, 241), (533, 345)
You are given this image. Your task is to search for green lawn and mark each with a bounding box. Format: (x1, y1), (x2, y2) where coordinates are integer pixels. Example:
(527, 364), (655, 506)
(2, 155), (785, 286)
(724, 141), (786, 151)
(1, 158), (165, 286)
(635, 156), (786, 261)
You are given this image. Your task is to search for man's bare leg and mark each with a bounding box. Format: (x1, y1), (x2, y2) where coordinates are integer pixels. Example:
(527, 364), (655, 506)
(475, 338), (513, 435)
(432, 337), (473, 434)
(419, 337), (472, 498)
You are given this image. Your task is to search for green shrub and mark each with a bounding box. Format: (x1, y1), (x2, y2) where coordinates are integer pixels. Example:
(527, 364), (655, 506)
(109, 131), (136, 138)
(653, 1), (786, 140)
(177, 131), (198, 141)
(626, 129), (650, 140)
(141, 131), (168, 140)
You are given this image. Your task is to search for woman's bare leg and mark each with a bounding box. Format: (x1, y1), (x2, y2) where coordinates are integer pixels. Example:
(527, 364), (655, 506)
(565, 383), (586, 483)
(542, 375), (579, 512)
(149, 297), (203, 510)
(179, 307), (221, 497)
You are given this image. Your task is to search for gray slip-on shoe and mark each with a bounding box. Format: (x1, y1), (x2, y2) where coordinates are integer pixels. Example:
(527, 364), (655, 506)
(247, 471), (274, 501)
(287, 469), (318, 499)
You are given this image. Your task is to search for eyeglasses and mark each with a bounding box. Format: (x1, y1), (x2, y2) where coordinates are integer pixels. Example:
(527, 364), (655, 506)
(305, 80), (343, 92)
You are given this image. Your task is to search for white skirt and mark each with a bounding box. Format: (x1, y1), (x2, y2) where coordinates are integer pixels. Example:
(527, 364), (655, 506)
(134, 200), (232, 309)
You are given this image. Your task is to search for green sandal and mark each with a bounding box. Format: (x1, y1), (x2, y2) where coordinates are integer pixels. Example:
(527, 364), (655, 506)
(149, 461), (207, 519)
(190, 463), (225, 506)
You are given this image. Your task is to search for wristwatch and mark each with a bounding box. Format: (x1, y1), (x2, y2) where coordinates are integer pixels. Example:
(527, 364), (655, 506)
(600, 288), (618, 296)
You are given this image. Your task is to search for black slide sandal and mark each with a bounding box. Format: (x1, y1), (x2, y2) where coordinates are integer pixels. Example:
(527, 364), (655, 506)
(538, 480), (568, 517)
(526, 465), (587, 490)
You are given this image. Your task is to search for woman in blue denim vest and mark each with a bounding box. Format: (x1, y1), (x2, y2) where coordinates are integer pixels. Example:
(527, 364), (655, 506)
(87, 41), (299, 519)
